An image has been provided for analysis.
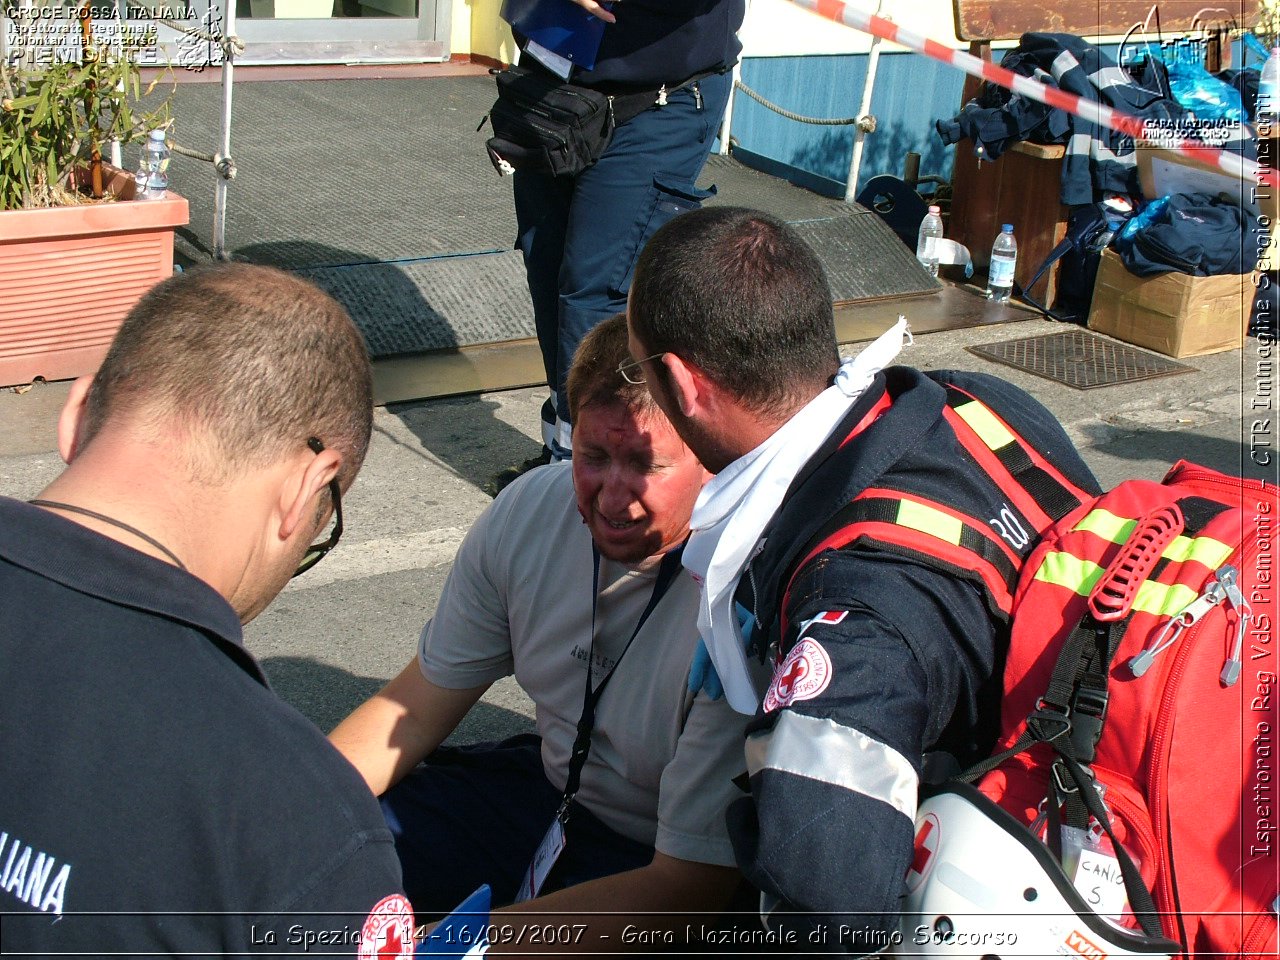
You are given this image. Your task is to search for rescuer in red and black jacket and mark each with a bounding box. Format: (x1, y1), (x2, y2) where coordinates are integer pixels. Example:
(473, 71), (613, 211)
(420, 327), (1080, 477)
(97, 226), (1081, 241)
(625, 206), (1102, 952)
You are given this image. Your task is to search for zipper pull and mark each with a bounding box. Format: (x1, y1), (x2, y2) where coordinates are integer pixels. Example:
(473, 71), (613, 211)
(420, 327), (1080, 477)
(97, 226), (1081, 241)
(656, 84), (668, 107)
(693, 82), (703, 111)
(1128, 579), (1226, 677)
(1215, 564), (1253, 687)
(607, 94), (616, 128)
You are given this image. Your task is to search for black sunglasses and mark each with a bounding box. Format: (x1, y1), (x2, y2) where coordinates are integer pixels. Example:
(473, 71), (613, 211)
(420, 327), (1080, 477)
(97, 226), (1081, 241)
(293, 437), (344, 578)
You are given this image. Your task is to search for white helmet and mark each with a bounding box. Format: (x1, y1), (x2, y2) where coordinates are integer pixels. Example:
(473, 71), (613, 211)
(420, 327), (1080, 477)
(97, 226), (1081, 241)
(898, 784), (1182, 958)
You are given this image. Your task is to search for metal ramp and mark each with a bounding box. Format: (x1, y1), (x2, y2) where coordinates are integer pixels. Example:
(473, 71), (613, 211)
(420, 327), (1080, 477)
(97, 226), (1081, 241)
(163, 73), (942, 396)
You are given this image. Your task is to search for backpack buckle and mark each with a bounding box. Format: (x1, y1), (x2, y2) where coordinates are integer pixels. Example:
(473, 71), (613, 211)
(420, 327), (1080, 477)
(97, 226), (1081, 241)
(1027, 703), (1072, 745)
(1051, 759), (1078, 795)
(1068, 683), (1109, 764)
(1051, 758), (1097, 797)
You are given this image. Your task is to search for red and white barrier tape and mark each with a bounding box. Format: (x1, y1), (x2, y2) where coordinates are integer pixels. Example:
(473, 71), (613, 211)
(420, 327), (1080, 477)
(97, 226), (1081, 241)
(789, 0), (1278, 190)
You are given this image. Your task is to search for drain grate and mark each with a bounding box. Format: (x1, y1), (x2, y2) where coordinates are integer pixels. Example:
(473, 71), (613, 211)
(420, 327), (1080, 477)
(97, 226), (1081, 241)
(966, 329), (1196, 390)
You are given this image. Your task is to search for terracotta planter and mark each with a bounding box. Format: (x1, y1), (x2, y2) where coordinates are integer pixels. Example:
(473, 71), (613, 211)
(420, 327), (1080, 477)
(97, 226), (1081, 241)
(0, 166), (189, 387)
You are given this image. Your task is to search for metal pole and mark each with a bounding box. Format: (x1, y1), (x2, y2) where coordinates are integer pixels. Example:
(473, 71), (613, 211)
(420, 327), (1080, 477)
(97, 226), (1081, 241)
(718, 0), (751, 156)
(718, 54), (741, 155)
(214, 0), (235, 260)
(843, 0), (884, 203)
(109, 0), (126, 171)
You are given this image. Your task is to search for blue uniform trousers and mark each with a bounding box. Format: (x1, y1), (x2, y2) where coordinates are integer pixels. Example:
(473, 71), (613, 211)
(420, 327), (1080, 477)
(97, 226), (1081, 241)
(379, 735), (653, 916)
(513, 70), (732, 452)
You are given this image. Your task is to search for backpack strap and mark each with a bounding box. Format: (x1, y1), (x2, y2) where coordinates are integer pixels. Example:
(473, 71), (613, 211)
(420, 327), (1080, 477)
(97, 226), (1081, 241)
(784, 489), (1022, 621)
(1019, 203), (1118, 323)
(775, 386), (1091, 641)
(941, 384), (1092, 530)
(1018, 234), (1076, 321)
(956, 610), (1166, 937)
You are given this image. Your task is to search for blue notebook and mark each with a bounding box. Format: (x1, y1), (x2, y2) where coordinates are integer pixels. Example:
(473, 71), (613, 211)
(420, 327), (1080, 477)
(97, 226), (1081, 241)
(501, 0), (613, 71)
(416, 885), (492, 957)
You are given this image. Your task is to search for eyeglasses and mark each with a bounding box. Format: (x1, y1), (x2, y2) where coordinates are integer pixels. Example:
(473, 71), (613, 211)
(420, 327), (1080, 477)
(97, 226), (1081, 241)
(293, 437), (344, 579)
(616, 352), (667, 385)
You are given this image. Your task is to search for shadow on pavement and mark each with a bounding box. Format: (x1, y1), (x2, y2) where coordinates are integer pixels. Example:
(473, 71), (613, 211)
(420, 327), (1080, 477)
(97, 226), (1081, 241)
(209, 239), (541, 493)
(384, 394), (544, 497)
(262, 654), (535, 743)
(1077, 423), (1271, 484)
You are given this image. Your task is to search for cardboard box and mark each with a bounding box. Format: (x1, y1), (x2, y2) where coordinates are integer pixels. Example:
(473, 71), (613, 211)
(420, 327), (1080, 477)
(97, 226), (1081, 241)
(1088, 249), (1250, 358)
(1135, 138), (1254, 208)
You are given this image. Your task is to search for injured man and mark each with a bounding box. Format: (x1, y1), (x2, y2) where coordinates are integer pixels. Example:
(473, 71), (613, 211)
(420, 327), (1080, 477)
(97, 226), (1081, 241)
(330, 313), (768, 953)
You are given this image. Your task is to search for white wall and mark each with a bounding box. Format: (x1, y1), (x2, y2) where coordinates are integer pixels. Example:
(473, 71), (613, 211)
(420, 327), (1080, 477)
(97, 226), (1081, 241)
(738, 0), (962, 58)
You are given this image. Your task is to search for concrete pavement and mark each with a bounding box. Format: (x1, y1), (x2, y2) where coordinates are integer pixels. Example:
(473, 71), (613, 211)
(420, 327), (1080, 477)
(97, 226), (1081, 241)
(1, 313), (1275, 737)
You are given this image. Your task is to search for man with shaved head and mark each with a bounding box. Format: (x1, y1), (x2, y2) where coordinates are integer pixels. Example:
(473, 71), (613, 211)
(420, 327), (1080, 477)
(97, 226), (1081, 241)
(0, 265), (413, 956)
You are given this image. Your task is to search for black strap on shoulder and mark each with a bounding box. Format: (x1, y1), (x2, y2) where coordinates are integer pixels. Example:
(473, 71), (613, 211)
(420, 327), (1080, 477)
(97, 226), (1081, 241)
(1177, 495), (1232, 534)
(1018, 235), (1076, 322)
(943, 386), (1084, 524)
(807, 496), (1019, 588)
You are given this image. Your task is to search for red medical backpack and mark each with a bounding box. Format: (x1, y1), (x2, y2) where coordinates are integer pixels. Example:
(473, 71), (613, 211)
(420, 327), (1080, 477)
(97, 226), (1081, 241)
(972, 461), (1279, 957)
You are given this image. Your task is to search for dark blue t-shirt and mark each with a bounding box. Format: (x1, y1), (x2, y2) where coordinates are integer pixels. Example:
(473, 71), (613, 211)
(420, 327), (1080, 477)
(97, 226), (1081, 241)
(0, 498), (407, 956)
(522, 0), (745, 89)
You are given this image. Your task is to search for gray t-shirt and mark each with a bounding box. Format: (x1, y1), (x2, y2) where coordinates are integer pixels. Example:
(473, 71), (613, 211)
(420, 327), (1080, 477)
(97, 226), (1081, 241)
(418, 463), (762, 866)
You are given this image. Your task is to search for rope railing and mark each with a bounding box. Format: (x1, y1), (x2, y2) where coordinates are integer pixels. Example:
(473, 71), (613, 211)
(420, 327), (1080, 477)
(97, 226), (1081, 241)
(147, 14), (241, 200)
(733, 78), (860, 126)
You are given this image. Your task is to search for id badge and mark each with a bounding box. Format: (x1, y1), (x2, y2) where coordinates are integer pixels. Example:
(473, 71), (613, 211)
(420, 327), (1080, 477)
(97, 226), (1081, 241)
(514, 818), (566, 903)
(1063, 825), (1130, 922)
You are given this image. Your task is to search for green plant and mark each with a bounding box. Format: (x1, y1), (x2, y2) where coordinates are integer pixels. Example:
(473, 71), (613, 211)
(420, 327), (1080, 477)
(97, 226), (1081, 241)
(0, 5), (171, 211)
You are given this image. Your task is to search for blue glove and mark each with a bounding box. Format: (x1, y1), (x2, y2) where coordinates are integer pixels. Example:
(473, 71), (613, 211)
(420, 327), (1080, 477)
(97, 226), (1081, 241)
(687, 602), (756, 699)
(687, 641), (724, 700)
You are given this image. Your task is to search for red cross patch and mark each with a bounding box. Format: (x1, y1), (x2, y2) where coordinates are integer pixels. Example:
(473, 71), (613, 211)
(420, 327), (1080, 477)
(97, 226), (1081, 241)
(904, 814), (940, 892)
(763, 637), (833, 712)
(358, 893), (415, 959)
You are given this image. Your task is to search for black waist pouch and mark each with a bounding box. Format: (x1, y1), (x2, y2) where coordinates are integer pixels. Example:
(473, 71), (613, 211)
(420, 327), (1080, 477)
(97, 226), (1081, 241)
(482, 64), (658, 178)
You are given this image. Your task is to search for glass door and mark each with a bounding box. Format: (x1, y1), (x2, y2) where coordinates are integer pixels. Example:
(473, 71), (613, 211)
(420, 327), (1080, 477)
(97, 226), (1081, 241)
(137, 0), (449, 67)
(231, 0), (448, 63)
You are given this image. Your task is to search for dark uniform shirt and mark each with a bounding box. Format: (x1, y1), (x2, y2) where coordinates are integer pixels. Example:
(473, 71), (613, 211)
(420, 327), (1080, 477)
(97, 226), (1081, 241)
(0, 498), (406, 956)
(516, 0), (745, 89)
(728, 368), (1101, 952)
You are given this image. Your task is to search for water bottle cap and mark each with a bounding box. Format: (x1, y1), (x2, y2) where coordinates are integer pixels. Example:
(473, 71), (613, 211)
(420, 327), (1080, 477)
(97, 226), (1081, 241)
(1001, 223), (1013, 233)
(928, 205), (941, 214)
(149, 129), (167, 142)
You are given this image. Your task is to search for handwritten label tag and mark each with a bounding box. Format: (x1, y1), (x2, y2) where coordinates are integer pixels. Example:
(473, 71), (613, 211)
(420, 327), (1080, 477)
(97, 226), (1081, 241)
(1064, 827), (1130, 923)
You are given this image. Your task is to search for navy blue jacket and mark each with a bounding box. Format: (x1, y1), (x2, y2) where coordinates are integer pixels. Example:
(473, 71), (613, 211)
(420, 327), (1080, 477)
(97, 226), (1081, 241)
(728, 367), (1100, 952)
(0, 498), (406, 955)
(518, 0), (744, 89)
(937, 33), (1255, 205)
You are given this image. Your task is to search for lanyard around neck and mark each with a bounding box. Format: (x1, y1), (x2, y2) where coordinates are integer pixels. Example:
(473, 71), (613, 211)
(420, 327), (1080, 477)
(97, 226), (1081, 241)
(556, 544), (685, 823)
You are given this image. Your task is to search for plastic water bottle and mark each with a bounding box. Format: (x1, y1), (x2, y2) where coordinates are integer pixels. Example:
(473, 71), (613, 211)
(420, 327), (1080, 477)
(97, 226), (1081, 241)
(140, 129), (170, 200)
(916, 204), (944, 277)
(986, 224), (1017, 303)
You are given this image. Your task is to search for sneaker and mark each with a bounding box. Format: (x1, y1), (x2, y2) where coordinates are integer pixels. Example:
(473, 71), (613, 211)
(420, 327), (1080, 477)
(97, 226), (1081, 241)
(484, 445), (553, 497)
